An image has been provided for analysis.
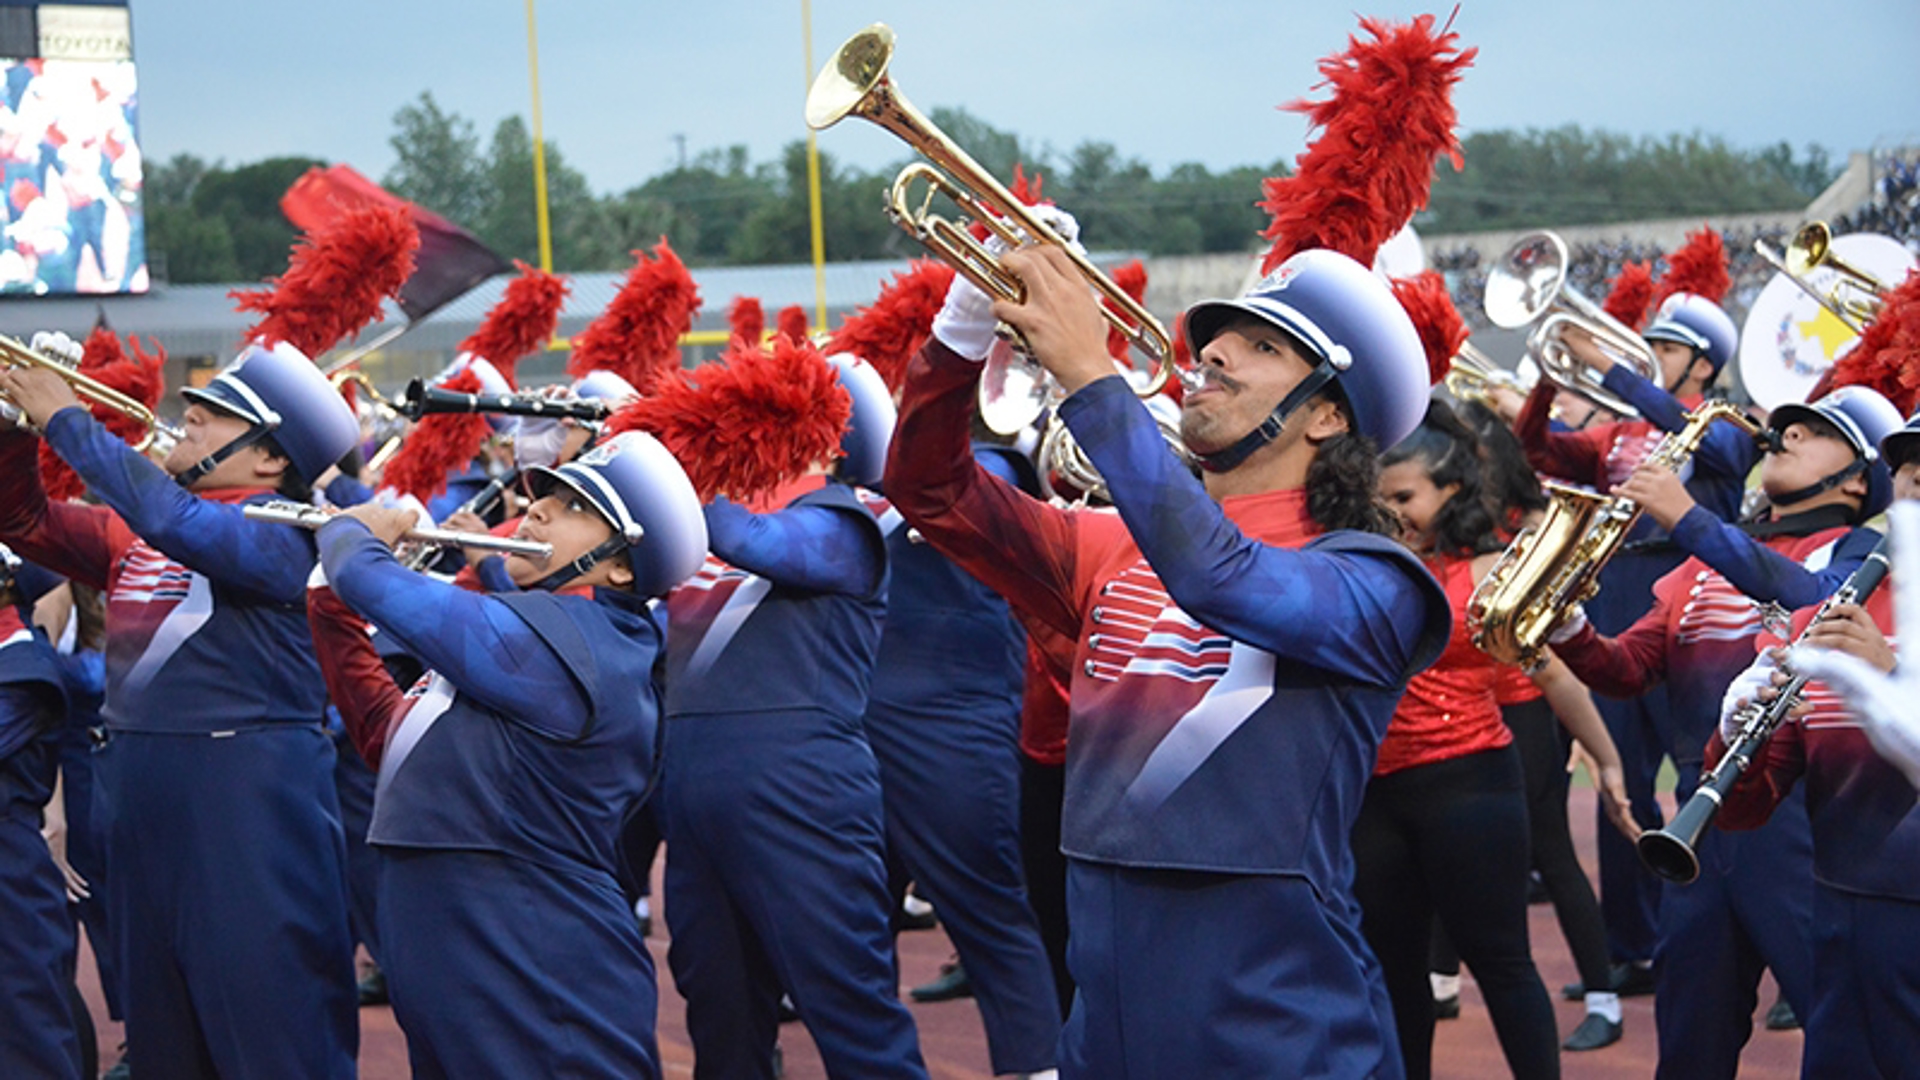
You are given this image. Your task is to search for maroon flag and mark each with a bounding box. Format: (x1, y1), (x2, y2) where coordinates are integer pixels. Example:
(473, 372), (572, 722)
(281, 164), (509, 321)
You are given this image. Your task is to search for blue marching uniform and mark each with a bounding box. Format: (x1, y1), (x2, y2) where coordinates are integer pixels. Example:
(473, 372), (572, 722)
(51, 629), (120, 1021)
(889, 345), (1450, 1078)
(308, 518), (666, 1079)
(0, 602), (80, 1079)
(0, 408), (359, 1080)
(861, 447), (1062, 1076)
(661, 482), (929, 1080)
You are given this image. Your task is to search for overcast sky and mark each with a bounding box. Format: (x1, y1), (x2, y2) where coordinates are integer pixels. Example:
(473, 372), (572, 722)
(131, 1), (1920, 195)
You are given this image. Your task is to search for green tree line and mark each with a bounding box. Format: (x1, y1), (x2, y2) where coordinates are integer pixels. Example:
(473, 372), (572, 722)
(143, 91), (1839, 284)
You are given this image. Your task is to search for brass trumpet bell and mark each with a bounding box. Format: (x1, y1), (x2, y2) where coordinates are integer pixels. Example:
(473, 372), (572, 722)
(1753, 220), (1891, 333)
(0, 334), (180, 453)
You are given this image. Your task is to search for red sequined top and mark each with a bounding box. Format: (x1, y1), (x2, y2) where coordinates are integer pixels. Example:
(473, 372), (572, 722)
(1375, 554), (1513, 776)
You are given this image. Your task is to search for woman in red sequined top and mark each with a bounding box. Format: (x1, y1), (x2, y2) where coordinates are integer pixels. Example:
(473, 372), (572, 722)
(1354, 401), (1636, 1079)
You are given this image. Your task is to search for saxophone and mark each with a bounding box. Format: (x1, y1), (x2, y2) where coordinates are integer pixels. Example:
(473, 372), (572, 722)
(1468, 400), (1763, 669)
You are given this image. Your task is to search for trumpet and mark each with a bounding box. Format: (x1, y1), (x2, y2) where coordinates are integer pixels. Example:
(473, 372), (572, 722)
(1636, 535), (1893, 883)
(1753, 221), (1891, 334)
(242, 500), (553, 560)
(396, 378), (613, 423)
(1443, 342), (1534, 410)
(807, 23), (1183, 395)
(1484, 231), (1660, 420)
(0, 334), (182, 453)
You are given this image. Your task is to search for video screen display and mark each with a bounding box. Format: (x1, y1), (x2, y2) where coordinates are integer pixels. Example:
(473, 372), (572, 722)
(0, 2), (145, 295)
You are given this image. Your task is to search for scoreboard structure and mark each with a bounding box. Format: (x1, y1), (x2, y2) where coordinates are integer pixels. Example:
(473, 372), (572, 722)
(0, 1), (143, 295)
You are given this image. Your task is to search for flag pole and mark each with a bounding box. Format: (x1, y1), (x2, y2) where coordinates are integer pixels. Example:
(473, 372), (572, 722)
(801, 0), (828, 335)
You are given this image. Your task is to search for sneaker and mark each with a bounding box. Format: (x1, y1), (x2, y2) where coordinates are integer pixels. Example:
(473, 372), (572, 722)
(102, 1046), (132, 1080)
(1765, 998), (1800, 1031)
(910, 959), (973, 1002)
(899, 892), (938, 932)
(635, 896), (653, 938)
(357, 966), (389, 1007)
(1563, 1013), (1623, 1051)
(777, 993), (800, 1023)
(1433, 993), (1460, 1020)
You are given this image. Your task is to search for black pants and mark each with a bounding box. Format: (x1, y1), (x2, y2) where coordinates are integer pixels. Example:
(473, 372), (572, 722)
(1354, 745), (1560, 1080)
(1506, 698), (1613, 991)
(1017, 754), (1074, 1018)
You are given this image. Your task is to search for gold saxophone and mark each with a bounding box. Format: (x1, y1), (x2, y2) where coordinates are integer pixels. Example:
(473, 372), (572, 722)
(1468, 400), (1763, 668)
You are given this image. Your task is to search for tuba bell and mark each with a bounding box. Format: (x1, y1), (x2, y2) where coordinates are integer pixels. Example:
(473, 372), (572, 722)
(1483, 231), (1661, 420)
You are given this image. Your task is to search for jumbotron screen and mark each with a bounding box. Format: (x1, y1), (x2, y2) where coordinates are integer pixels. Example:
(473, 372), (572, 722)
(0, 2), (144, 295)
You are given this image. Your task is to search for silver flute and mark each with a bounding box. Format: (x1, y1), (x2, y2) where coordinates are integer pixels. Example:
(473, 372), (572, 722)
(243, 500), (553, 560)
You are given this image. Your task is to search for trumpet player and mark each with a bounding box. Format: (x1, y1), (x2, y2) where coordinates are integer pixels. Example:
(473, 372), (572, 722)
(1546, 385), (1899, 1079)
(887, 240), (1450, 1077)
(1706, 423), (1920, 1080)
(1515, 291), (1758, 989)
(0, 343), (364, 1079)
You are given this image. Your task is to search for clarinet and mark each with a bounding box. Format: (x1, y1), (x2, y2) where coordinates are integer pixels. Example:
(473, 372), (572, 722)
(1636, 534), (1893, 884)
(398, 378), (612, 422)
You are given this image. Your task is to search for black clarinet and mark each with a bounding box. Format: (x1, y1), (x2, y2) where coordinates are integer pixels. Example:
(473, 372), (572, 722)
(1637, 534), (1893, 884)
(398, 378), (612, 422)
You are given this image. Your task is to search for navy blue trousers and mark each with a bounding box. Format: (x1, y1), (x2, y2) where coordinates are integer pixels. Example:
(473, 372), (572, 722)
(377, 848), (660, 1079)
(1802, 884), (1920, 1079)
(1018, 755), (1074, 1017)
(58, 727), (119, 1019)
(1062, 860), (1402, 1079)
(661, 711), (927, 1080)
(331, 726), (382, 964)
(95, 727), (357, 1080)
(0, 811), (82, 1079)
(867, 702), (1060, 1074)
(1652, 771), (1813, 1080)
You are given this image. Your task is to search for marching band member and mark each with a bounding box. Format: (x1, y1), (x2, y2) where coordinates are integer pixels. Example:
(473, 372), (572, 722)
(0, 206), (411, 1079)
(1547, 385), (1898, 1078)
(1516, 265), (1759, 989)
(1364, 400), (1634, 1077)
(0, 546), (79, 1079)
(615, 338), (929, 1079)
(304, 431), (704, 1079)
(888, 240), (1450, 1074)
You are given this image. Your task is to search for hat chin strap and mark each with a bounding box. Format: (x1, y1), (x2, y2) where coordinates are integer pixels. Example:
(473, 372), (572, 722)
(1195, 362), (1337, 474)
(173, 424), (274, 489)
(527, 533), (630, 593)
(1770, 457), (1868, 512)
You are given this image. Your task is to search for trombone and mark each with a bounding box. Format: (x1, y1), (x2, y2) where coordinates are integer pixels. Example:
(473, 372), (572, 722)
(1483, 231), (1660, 420)
(1753, 221), (1891, 334)
(0, 334), (182, 453)
(806, 24), (1185, 397)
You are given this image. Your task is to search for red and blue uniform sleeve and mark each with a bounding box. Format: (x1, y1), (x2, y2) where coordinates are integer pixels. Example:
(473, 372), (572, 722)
(1599, 366), (1758, 481)
(0, 427), (125, 589)
(703, 497), (885, 598)
(305, 582), (405, 769)
(1057, 376), (1438, 687)
(884, 341), (1085, 641)
(324, 473), (376, 509)
(1515, 379), (1611, 487)
(40, 406), (316, 603)
(316, 518), (592, 739)
(1549, 579), (1676, 697)
(1669, 513), (1877, 610)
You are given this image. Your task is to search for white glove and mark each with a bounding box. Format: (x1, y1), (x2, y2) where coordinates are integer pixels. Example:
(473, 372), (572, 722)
(1719, 651), (1777, 745)
(930, 205), (1083, 363)
(1547, 605), (1588, 645)
(513, 416), (569, 471)
(30, 331), (83, 366)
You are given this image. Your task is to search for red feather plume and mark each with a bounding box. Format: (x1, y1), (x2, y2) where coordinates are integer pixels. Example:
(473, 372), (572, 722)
(777, 305), (810, 345)
(232, 205), (418, 359)
(1104, 259), (1148, 361)
(1828, 270), (1920, 414)
(566, 238), (700, 394)
(457, 262), (567, 387)
(38, 328), (167, 500)
(826, 260), (956, 392)
(1392, 271), (1469, 386)
(607, 336), (851, 503)
(1259, 13), (1476, 273)
(728, 297), (766, 350)
(380, 369), (491, 502)
(1602, 260), (1657, 331)
(1654, 226), (1731, 305)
